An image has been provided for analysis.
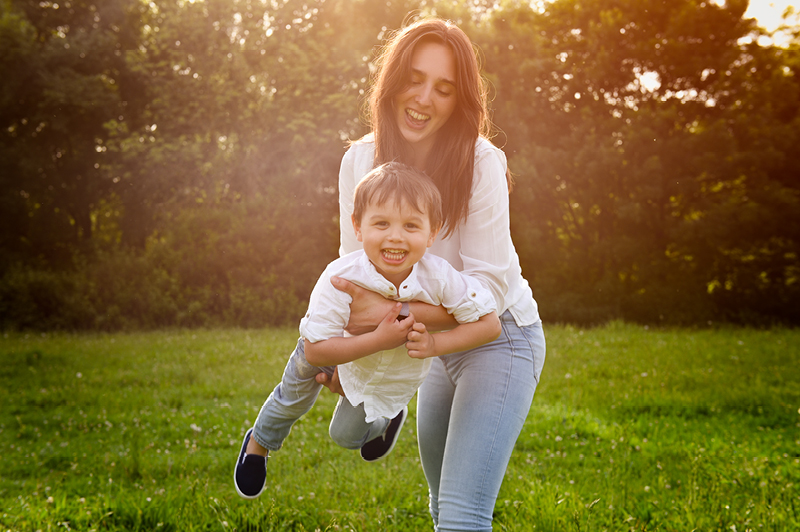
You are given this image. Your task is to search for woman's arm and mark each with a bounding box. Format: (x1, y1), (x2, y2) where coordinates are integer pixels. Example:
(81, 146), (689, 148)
(331, 276), (458, 335)
(305, 302), (413, 366)
(456, 144), (514, 313)
(407, 300), (458, 331)
(406, 311), (500, 359)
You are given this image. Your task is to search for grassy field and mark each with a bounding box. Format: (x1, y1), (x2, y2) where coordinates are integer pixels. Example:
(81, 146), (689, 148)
(1, 322), (798, 531)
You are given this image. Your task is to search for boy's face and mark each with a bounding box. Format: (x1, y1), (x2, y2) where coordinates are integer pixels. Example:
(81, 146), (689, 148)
(353, 198), (439, 286)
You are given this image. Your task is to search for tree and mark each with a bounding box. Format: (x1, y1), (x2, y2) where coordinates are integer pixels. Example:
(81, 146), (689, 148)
(2, 0), (798, 328)
(0, 0), (146, 266)
(479, 0), (799, 323)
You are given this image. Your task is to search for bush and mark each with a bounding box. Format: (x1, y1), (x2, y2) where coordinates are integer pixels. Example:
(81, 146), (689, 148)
(0, 265), (95, 330)
(0, 194), (337, 331)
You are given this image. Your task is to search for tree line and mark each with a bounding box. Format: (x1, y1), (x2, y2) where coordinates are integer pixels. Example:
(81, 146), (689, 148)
(1, 0), (798, 330)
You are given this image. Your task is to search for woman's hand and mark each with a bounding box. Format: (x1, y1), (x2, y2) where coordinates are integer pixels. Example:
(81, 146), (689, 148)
(331, 276), (393, 335)
(315, 367), (345, 397)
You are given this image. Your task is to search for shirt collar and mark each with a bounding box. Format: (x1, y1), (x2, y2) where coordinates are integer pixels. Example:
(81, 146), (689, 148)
(357, 251), (422, 301)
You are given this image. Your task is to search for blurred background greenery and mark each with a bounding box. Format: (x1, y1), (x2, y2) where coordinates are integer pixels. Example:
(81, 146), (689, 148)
(2, 0), (799, 330)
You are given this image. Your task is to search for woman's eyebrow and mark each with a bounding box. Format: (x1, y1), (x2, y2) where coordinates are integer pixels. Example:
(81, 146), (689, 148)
(411, 68), (455, 87)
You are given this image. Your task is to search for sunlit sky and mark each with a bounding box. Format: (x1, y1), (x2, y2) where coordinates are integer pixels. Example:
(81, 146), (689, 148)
(745, 0), (797, 30)
(634, 1), (798, 91)
(744, 0), (799, 44)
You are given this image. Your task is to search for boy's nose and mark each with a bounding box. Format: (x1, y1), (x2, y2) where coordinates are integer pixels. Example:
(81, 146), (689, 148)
(388, 227), (404, 241)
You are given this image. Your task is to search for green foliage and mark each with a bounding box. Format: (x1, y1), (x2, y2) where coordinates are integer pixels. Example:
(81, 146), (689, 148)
(1, 0), (799, 328)
(0, 193), (337, 330)
(0, 264), (95, 330)
(479, 0), (800, 325)
(0, 0), (145, 261)
(1, 324), (798, 530)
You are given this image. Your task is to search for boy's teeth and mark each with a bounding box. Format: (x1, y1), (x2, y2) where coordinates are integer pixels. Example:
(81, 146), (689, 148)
(383, 249), (406, 260)
(407, 109), (429, 121)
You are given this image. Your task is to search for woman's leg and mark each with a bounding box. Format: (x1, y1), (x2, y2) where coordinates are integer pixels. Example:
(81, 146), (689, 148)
(416, 356), (455, 526)
(417, 314), (546, 532)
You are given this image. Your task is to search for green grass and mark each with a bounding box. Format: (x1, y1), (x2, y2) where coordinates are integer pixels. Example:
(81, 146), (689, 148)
(1, 322), (798, 531)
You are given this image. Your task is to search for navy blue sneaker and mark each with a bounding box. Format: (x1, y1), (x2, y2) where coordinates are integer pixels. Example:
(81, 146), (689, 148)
(360, 407), (407, 462)
(234, 428), (267, 499)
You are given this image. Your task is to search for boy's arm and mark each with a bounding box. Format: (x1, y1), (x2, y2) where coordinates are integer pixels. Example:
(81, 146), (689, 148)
(406, 311), (501, 359)
(305, 303), (414, 367)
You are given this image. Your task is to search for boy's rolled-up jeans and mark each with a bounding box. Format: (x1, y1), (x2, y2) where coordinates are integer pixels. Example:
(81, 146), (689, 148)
(251, 338), (390, 452)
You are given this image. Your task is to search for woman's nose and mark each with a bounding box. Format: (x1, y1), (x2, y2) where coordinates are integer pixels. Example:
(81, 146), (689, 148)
(414, 83), (433, 106)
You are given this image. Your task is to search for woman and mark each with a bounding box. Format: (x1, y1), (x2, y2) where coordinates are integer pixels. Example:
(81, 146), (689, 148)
(319, 17), (546, 531)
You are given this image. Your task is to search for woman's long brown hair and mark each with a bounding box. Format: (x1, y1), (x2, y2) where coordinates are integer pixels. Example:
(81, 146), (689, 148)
(366, 18), (499, 238)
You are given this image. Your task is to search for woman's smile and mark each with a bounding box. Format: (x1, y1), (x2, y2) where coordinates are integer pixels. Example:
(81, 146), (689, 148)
(394, 41), (457, 166)
(405, 108), (431, 127)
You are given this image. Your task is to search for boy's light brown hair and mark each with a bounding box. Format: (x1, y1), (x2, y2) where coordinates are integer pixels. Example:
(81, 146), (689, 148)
(353, 162), (443, 231)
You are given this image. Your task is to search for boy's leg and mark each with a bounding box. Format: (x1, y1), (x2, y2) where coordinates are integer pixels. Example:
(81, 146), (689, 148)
(329, 397), (407, 462)
(328, 397), (389, 450)
(252, 337), (334, 451)
(235, 338), (333, 498)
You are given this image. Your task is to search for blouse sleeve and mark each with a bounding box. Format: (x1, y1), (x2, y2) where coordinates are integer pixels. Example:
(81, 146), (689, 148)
(441, 267), (498, 324)
(338, 146), (360, 257)
(458, 143), (513, 313)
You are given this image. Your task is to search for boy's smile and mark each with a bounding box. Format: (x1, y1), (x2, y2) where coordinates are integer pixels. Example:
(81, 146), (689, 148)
(353, 199), (439, 288)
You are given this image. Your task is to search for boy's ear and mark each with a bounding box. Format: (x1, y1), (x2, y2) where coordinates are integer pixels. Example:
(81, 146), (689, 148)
(427, 224), (441, 247)
(352, 214), (363, 242)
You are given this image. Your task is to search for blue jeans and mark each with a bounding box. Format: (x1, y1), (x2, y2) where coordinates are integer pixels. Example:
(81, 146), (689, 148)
(417, 312), (546, 532)
(252, 338), (390, 452)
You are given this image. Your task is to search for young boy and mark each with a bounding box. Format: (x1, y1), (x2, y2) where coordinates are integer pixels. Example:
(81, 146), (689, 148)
(234, 161), (501, 499)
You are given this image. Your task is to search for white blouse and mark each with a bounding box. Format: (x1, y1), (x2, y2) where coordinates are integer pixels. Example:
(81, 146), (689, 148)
(300, 250), (496, 422)
(338, 135), (540, 328)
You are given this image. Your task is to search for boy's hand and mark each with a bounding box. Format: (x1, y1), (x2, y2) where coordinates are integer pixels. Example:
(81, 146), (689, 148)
(372, 302), (416, 351)
(406, 322), (437, 359)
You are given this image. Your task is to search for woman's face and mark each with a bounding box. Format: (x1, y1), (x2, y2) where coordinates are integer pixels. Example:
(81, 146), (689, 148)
(394, 40), (457, 165)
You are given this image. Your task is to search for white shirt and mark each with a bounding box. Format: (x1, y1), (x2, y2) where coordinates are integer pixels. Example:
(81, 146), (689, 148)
(300, 250), (496, 422)
(338, 135), (540, 328)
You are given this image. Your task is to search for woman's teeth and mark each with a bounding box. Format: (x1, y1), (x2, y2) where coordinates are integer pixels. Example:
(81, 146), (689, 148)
(406, 109), (430, 121)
